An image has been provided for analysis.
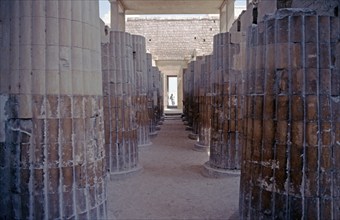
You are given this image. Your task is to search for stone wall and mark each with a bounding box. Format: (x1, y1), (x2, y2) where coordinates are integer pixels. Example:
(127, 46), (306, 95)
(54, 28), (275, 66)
(126, 16), (220, 61)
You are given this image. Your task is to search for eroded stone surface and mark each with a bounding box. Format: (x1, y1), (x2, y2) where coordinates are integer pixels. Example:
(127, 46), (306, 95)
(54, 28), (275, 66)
(240, 11), (340, 219)
(0, 1), (107, 218)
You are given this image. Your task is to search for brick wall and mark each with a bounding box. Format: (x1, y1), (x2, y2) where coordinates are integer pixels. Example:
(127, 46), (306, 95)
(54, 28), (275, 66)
(126, 16), (220, 61)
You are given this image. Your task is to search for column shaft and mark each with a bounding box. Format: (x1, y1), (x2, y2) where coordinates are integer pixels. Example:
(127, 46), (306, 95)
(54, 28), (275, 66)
(0, 1), (106, 219)
(240, 10), (340, 219)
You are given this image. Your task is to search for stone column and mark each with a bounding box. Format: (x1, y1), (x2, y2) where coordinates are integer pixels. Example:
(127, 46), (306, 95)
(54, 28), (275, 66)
(158, 70), (165, 123)
(110, 0), (125, 31)
(189, 57), (205, 140)
(220, 0), (235, 32)
(147, 54), (158, 137)
(0, 0), (106, 219)
(194, 55), (213, 151)
(152, 67), (163, 128)
(132, 35), (152, 147)
(184, 62), (194, 131)
(203, 31), (243, 177)
(182, 68), (188, 122)
(240, 9), (340, 219)
(102, 31), (140, 179)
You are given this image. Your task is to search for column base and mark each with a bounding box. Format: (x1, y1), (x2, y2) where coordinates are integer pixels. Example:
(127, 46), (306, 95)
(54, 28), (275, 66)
(149, 131), (158, 137)
(193, 142), (209, 152)
(185, 126), (193, 131)
(188, 132), (198, 140)
(138, 142), (153, 148)
(202, 162), (240, 178)
(155, 125), (161, 130)
(109, 165), (143, 180)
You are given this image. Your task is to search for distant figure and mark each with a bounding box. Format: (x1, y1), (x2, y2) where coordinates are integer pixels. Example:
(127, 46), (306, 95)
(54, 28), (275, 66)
(170, 94), (175, 106)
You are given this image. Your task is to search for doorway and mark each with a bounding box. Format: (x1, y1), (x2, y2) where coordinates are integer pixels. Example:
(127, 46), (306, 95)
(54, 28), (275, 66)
(167, 76), (178, 108)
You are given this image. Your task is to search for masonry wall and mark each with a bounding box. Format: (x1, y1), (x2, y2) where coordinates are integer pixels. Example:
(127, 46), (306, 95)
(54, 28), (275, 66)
(126, 17), (220, 61)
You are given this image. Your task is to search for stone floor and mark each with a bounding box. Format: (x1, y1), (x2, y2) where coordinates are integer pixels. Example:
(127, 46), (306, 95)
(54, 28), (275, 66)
(107, 115), (240, 219)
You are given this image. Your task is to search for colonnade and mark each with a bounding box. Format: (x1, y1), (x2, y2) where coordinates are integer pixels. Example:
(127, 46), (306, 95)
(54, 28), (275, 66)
(182, 5), (340, 219)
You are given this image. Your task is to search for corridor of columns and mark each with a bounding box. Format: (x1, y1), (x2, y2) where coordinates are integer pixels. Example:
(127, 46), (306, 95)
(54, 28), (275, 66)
(107, 113), (240, 219)
(1, 0), (340, 219)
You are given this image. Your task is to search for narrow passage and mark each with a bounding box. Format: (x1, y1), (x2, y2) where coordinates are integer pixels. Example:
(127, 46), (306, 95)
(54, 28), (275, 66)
(107, 115), (240, 219)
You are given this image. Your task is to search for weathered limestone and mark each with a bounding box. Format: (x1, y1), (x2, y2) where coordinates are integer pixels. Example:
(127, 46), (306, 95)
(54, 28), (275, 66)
(147, 54), (158, 137)
(252, 0), (340, 24)
(132, 35), (152, 147)
(0, 1), (107, 219)
(110, 0), (125, 31)
(183, 62), (194, 131)
(102, 31), (140, 179)
(194, 55), (213, 152)
(152, 67), (163, 126)
(189, 57), (205, 140)
(156, 70), (165, 122)
(203, 31), (244, 177)
(182, 67), (188, 122)
(220, 0), (235, 32)
(239, 9), (340, 219)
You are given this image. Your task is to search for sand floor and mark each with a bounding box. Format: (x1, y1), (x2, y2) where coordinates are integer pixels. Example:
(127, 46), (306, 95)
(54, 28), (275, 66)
(107, 115), (240, 220)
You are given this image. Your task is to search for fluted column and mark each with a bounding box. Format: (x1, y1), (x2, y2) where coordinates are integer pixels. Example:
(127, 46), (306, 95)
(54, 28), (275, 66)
(110, 0), (125, 32)
(203, 32), (243, 177)
(240, 9), (340, 219)
(152, 67), (163, 128)
(147, 54), (158, 137)
(132, 35), (152, 147)
(159, 72), (165, 121)
(184, 62), (194, 130)
(194, 55), (213, 151)
(189, 57), (205, 140)
(0, 1), (106, 219)
(102, 31), (140, 179)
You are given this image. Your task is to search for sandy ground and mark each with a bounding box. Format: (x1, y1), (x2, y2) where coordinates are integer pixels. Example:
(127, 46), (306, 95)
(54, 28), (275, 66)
(107, 115), (240, 220)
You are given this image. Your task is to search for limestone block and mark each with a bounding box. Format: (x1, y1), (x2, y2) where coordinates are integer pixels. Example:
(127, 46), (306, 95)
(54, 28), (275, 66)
(46, 18), (59, 45)
(71, 20), (83, 48)
(19, 69), (32, 94)
(59, 19), (72, 47)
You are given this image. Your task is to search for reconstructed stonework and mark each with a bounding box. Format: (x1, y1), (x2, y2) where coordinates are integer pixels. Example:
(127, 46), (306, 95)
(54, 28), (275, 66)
(102, 31), (140, 179)
(183, 30), (245, 176)
(194, 55), (213, 152)
(239, 9), (340, 219)
(0, 1), (106, 218)
(189, 57), (205, 140)
(200, 31), (245, 177)
(132, 35), (152, 147)
(183, 62), (195, 130)
(153, 67), (164, 124)
(147, 54), (161, 137)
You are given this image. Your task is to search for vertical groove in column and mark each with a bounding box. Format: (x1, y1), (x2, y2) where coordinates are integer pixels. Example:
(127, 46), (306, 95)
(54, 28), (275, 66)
(0, 0), (107, 219)
(240, 9), (339, 219)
